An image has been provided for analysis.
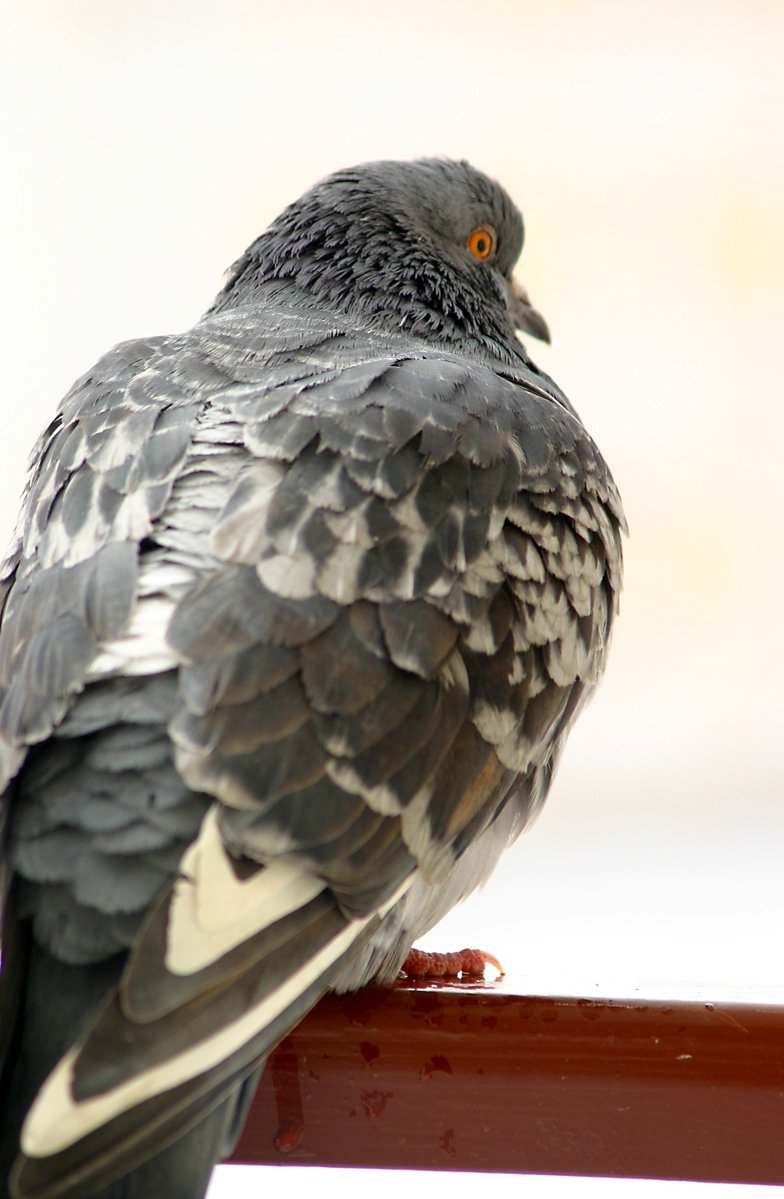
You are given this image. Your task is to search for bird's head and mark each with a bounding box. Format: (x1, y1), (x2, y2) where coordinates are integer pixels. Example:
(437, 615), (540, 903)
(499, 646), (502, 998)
(210, 159), (549, 360)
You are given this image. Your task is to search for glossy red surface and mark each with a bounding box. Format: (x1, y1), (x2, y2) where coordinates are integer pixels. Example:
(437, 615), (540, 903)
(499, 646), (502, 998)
(229, 981), (784, 1183)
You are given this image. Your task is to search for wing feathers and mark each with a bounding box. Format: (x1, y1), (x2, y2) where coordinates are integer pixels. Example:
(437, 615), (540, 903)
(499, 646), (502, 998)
(164, 808), (326, 976)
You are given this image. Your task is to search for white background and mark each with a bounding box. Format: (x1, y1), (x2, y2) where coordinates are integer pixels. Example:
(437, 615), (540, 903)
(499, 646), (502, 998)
(2, 2), (783, 1196)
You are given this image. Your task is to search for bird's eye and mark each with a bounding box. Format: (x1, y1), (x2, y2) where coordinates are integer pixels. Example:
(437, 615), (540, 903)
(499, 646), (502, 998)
(466, 225), (497, 261)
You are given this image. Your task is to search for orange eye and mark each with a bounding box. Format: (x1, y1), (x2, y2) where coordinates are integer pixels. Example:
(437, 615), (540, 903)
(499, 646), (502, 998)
(467, 225), (497, 261)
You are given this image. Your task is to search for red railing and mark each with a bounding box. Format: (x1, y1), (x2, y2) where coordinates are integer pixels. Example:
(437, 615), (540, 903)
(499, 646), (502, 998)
(229, 979), (784, 1185)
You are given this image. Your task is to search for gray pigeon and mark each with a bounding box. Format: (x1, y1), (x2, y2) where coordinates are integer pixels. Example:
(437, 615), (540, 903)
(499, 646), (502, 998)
(0, 159), (624, 1199)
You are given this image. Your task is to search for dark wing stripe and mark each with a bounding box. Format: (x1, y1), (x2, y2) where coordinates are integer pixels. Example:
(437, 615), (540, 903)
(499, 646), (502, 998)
(178, 642), (298, 715)
(300, 610), (394, 713)
(174, 719), (329, 809)
(378, 599), (458, 678)
(171, 673), (311, 755)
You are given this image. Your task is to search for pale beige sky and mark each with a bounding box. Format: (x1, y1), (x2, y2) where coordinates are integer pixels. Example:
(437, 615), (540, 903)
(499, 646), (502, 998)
(2, 4), (783, 1192)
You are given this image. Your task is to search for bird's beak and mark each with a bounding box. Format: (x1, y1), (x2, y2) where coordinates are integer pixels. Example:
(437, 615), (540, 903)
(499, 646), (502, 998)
(504, 276), (551, 344)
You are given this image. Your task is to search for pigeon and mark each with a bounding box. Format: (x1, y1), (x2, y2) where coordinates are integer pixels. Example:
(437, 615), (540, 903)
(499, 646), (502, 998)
(0, 159), (625, 1199)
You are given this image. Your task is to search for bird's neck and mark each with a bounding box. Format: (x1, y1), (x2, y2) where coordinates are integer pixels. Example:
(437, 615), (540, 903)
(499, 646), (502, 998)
(211, 273), (528, 376)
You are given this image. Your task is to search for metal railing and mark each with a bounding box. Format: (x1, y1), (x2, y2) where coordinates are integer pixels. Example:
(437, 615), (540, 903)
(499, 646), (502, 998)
(228, 979), (784, 1184)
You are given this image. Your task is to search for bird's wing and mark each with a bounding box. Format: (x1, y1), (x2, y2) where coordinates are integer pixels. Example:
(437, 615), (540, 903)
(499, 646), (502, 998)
(5, 319), (623, 1198)
(0, 332), (205, 788)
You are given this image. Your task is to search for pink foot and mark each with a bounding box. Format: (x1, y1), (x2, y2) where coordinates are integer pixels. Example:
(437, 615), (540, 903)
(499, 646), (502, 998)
(401, 947), (504, 979)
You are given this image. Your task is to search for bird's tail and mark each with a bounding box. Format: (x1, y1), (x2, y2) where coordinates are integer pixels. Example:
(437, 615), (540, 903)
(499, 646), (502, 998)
(4, 809), (402, 1198)
(0, 904), (253, 1199)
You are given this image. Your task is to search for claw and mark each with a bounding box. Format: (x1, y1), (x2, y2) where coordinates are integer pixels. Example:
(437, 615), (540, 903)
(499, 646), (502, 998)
(401, 947), (504, 979)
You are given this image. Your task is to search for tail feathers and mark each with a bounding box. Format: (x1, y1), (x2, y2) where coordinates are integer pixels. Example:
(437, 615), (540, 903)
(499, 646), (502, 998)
(13, 948), (350, 1198)
(11, 846), (402, 1197)
(0, 935), (125, 1199)
(1, 934), (261, 1199)
(11, 1058), (257, 1199)
(14, 1083), (255, 1199)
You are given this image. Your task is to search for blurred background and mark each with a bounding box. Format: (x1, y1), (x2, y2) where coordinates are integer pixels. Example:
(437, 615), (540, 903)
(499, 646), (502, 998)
(1, 1), (782, 1196)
